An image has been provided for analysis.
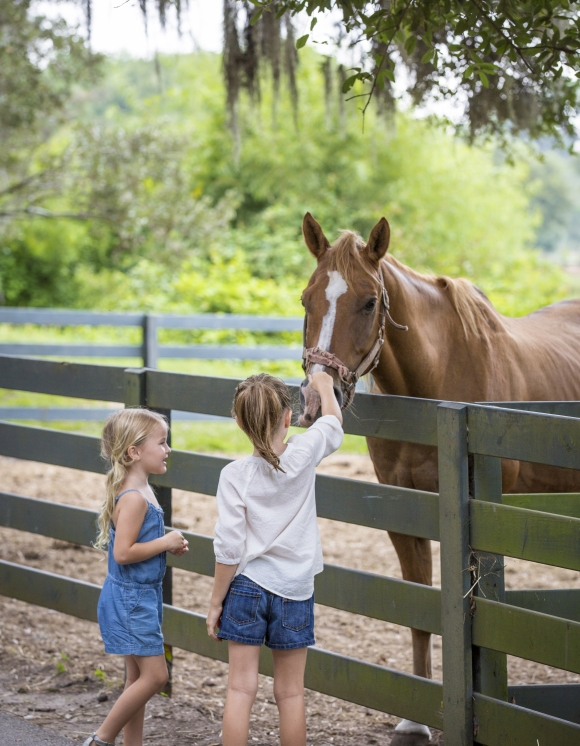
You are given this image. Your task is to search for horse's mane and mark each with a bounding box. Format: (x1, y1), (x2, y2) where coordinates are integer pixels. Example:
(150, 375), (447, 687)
(326, 230), (505, 339)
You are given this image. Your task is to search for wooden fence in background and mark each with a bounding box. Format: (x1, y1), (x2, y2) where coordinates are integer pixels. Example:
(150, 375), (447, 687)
(0, 307), (303, 367)
(1, 354), (580, 745)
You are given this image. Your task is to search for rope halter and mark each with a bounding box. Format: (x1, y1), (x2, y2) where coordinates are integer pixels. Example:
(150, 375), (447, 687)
(301, 267), (408, 408)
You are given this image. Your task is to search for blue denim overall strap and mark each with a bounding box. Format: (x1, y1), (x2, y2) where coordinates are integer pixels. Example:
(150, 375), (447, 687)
(107, 489), (166, 586)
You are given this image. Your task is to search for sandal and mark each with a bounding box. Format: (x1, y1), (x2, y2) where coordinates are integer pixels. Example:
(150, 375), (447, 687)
(82, 735), (115, 746)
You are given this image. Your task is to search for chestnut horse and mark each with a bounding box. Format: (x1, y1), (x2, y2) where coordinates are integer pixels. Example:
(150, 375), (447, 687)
(298, 213), (580, 744)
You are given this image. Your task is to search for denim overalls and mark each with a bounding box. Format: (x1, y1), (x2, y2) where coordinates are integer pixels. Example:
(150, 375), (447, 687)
(97, 490), (166, 656)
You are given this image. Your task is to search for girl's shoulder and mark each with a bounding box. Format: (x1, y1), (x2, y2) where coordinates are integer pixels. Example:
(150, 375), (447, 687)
(220, 456), (257, 480)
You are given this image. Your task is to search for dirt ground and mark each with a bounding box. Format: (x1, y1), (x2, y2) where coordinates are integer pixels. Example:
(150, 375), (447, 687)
(1, 452), (579, 745)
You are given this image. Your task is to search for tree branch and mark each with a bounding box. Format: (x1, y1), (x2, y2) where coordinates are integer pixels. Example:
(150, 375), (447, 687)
(361, 0), (415, 118)
(0, 206), (101, 220)
(467, 0), (535, 73)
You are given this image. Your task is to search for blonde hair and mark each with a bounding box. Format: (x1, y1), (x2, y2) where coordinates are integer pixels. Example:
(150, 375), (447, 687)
(95, 408), (168, 550)
(232, 374), (292, 472)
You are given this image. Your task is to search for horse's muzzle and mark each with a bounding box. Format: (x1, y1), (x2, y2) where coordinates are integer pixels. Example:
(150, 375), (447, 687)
(298, 378), (343, 427)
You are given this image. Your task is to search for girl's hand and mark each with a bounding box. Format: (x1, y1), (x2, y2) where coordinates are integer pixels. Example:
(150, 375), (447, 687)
(168, 537), (189, 556)
(165, 530), (186, 553)
(308, 371), (343, 424)
(308, 371), (334, 394)
(206, 603), (223, 641)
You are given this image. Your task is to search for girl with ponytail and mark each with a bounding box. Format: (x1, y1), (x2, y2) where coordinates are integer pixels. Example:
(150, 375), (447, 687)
(206, 372), (344, 746)
(84, 408), (188, 746)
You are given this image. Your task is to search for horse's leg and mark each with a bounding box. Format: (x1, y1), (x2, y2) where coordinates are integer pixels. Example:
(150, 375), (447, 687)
(367, 438), (434, 744)
(387, 531), (433, 676)
(388, 531), (433, 744)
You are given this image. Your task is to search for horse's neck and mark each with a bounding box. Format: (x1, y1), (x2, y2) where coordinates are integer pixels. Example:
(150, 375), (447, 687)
(373, 260), (492, 400)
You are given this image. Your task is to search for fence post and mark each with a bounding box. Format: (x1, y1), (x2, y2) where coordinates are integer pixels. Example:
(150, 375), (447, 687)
(142, 314), (159, 369)
(471, 454), (508, 702)
(438, 402), (473, 746)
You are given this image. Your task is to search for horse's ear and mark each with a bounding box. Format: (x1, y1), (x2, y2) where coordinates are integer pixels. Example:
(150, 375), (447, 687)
(366, 218), (390, 261)
(303, 213), (330, 260)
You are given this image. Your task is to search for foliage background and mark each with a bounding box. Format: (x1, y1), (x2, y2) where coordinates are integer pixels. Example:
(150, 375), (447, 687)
(1, 48), (575, 324)
(1, 16), (580, 452)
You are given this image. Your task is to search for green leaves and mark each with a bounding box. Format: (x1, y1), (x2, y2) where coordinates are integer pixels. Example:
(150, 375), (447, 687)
(296, 34), (309, 49)
(252, 0), (580, 141)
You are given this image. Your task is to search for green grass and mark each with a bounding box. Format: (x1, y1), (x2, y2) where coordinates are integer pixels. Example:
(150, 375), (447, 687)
(6, 418), (368, 455)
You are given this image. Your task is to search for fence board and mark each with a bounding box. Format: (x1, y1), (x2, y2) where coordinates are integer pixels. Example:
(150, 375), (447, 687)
(157, 314), (303, 331)
(0, 343), (142, 357)
(508, 683), (580, 726)
(0, 560), (443, 729)
(0, 307), (303, 331)
(468, 405), (580, 469)
(146, 371), (439, 445)
(0, 559), (99, 623)
(314, 564), (441, 633)
(0, 407), (228, 422)
(146, 371), (239, 416)
(473, 692), (580, 745)
(159, 345), (302, 360)
(0, 492), (97, 547)
(314, 474), (440, 538)
(473, 597), (580, 675)
(502, 492), (580, 519)
(0, 308), (144, 326)
(484, 401), (580, 418)
(0, 422), (104, 473)
(471, 500), (580, 571)
(506, 588), (580, 623)
(0, 356), (126, 402)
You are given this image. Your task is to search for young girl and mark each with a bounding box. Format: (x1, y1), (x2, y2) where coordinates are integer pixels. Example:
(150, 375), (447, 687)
(83, 408), (188, 746)
(206, 371), (343, 746)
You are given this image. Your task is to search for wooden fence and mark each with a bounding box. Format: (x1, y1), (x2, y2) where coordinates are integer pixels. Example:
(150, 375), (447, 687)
(0, 306), (306, 422)
(0, 307), (303, 367)
(1, 353), (580, 745)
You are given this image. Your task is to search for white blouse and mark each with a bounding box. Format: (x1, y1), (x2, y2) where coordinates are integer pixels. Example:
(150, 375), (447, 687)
(213, 415), (344, 600)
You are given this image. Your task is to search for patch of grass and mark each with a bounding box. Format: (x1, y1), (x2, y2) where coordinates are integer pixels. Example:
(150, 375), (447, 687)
(172, 421), (368, 455)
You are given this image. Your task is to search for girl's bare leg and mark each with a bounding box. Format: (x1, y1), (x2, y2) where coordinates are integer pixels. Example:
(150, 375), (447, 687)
(119, 656), (145, 746)
(95, 654), (168, 745)
(272, 647), (308, 746)
(222, 642), (261, 746)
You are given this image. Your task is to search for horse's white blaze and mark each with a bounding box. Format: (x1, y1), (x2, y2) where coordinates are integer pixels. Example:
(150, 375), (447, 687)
(312, 270), (348, 372)
(394, 720), (431, 736)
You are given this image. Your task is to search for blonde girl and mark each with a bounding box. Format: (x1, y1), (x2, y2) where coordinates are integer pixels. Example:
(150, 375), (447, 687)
(206, 372), (343, 746)
(83, 408), (188, 746)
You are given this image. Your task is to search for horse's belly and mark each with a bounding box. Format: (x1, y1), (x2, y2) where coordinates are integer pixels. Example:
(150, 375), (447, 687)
(512, 462), (580, 494)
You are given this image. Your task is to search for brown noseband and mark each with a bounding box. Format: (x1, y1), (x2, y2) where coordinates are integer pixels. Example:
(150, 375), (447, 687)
(301, 267), (408, 408)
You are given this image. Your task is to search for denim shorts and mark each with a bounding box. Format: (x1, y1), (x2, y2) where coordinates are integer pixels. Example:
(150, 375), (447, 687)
(97, 575), (165, 657)
(218, 575), (315, 650)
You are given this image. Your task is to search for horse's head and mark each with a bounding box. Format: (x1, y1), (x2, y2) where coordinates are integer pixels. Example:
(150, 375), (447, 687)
(298, 212), (401, 427)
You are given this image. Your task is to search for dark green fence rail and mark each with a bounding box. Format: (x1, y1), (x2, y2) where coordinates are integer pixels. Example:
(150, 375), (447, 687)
(2, 355), (580, 745)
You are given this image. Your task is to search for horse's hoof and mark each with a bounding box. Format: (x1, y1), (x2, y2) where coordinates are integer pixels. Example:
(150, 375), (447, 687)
(391, 721), (431, 746)
(390, 734), (431, 746)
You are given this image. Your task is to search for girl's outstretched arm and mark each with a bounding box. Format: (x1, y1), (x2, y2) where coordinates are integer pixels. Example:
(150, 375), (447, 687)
(207, 562), (238, 640)
(113, 491), (187, 564)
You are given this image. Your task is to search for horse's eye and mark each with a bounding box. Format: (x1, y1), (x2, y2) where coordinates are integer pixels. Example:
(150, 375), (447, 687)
(363, 298), (377, 313)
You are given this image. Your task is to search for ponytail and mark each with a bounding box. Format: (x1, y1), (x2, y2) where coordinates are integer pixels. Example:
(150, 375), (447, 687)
(232, 374), (292, 472)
